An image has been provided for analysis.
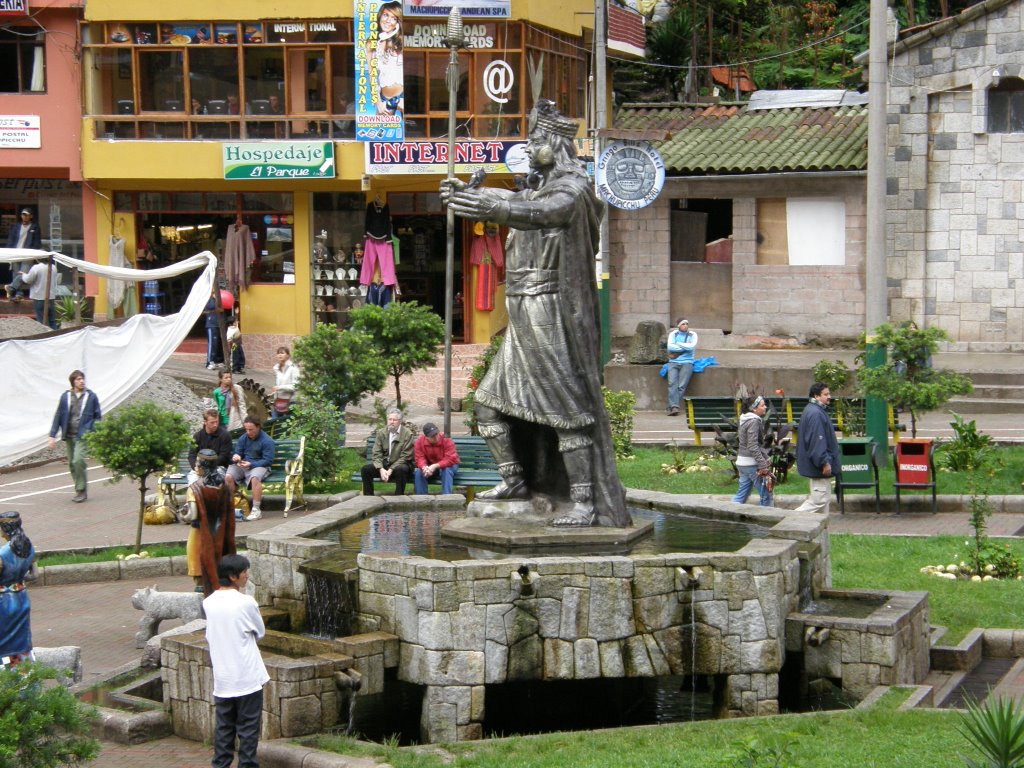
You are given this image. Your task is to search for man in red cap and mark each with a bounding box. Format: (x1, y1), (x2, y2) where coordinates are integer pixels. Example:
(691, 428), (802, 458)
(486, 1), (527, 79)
(413, 422), (460, 495)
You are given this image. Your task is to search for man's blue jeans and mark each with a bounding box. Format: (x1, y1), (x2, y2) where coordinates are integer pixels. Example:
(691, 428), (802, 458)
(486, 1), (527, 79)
(732, 464), (773, 507)
(34, 299), (57, 329)
(414, 465), (458, 495)
(667, 362), (694, 411)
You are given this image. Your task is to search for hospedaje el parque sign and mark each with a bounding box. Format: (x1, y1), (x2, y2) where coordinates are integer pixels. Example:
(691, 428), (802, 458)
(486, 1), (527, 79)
(222, 142), (336, 179)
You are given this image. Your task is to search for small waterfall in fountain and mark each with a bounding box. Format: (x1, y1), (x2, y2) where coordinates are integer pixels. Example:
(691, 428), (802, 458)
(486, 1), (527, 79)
(688, 583), (697, 721)
(303, 567), (353, 638)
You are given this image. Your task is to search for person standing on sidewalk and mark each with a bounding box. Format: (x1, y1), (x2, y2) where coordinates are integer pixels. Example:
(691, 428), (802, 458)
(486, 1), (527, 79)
(666, 318), (698, 417)
(4, 208), (42, 300)
(203, 553), (268, 768)
(48, 370), (101, 503)
(794, 382), (840, 515)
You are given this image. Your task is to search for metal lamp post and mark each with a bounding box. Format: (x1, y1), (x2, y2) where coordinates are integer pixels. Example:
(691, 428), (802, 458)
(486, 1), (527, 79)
(442, 8), (465, 435)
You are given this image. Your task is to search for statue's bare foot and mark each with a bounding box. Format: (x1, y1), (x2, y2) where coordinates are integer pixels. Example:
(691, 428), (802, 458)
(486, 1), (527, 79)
(477, 478), (529, 500)
(551, 504), (596, 527)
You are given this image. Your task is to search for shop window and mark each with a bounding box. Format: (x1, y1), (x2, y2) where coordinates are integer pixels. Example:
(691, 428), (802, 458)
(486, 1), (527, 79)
(988, 77), (1024, 133)
(138, 50), (184, 111)
(189, 47), (239, 109)
(244, 46), (283, 113)
(0, 27), (45, 93)
(288, 48), (327, 111)
(473, 52), (520, 138)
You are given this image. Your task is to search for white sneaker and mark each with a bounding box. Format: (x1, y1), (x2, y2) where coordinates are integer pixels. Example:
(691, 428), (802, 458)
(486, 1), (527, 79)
(245, 508), (262, 521)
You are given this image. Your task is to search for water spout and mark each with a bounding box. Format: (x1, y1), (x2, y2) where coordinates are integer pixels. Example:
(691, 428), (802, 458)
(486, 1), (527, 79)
(335, 669), (363, 691)
(675, 566), (705, 592)
(804, 626), (831, 647)
(512, 565), (537, 598)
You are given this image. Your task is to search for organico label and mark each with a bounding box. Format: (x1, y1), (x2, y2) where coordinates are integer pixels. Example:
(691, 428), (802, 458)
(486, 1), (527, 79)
(222, 142), (335, 179)
(845, 464), (868, 472)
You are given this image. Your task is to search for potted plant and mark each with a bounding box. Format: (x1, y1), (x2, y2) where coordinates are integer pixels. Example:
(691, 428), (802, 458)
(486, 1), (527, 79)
(55, 295), (90, 327)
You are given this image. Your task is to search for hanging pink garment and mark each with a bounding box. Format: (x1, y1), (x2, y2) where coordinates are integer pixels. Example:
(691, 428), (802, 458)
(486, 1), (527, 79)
(224, 223), (255, 291)
(359, 238), (397, 287)
(469, 232), (505, 311)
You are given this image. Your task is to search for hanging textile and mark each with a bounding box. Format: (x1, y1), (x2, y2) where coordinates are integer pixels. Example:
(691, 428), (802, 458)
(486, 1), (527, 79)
(469, 225), (505, 312)
(107, 235), (128, 310)
(0, 248), (217, 466)
(224, 223), (255, 291)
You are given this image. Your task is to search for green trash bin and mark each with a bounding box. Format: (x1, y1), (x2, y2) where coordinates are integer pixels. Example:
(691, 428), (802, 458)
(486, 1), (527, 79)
(836, 438), (879, 513)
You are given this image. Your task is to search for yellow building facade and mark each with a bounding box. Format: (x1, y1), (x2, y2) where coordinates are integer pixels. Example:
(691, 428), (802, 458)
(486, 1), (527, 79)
(81, 0), (593, 365)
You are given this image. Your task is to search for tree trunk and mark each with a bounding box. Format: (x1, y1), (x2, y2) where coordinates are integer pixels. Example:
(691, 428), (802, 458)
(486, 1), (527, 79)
(136, 477), (148, 554)
(393, 372), (403, 410)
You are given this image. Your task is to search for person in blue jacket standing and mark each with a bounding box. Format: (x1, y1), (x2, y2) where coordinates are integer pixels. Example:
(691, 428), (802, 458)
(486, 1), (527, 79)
(794, 382), (841, 515)
(48, 370), (102, 503)
(0, 511), (35, 668)
(666, 318), (699, 417)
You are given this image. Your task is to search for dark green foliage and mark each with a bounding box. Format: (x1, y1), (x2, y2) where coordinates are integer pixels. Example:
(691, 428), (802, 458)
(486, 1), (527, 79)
(940, 413), (997, 472)
(85, 402), (191, 553)
(292, 322), (388, 410)
(280, 395), (346, 482)
(958, 697), (1024, 768)
(0, 663), (100, 768)
(857, 322), (972, 437)
(349, 301), (444, 409)
(602, 387), (636, 460)
(465, 334), (504, 435)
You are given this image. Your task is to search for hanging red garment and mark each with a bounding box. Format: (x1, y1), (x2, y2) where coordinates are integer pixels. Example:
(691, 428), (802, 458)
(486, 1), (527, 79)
(469, 230), (505, 311)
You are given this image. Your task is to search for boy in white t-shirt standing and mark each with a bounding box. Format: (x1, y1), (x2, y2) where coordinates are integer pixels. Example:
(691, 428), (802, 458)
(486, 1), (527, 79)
(204, 554), (269, 768)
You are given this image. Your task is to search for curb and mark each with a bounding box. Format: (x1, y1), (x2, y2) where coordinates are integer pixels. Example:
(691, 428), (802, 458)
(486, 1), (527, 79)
(259, 739), (391, 768)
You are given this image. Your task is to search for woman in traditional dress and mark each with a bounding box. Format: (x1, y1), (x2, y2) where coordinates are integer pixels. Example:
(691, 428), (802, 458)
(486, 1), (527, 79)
(0, 511), (36, 666)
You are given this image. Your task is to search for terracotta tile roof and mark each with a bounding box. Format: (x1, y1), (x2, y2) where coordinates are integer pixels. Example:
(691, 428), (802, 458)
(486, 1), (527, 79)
(615, 102), (868, 174)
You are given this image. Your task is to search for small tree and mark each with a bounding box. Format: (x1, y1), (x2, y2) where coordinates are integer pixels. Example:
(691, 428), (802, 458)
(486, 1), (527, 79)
(280, 394), (346, 484)
(812, 358), (861, 435)
(292, 322), (388, 410)
(349, 301), (444, 409)
(0, 663), (100, 768)
(85, 402), (191, 553)
(856, 322), (973, 437)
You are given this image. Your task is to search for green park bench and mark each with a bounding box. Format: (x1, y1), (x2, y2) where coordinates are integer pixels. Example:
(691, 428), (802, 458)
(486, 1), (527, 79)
(159, 436), (305, 513)
(787, 397), (905, 441)
(353, 434), (500, 498)
(683, 396), (742, 447)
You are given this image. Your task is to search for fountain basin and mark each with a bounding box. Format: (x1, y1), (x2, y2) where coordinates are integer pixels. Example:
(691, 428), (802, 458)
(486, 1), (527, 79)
(785, 587), (931, 699)
(246, 492), (834, 742)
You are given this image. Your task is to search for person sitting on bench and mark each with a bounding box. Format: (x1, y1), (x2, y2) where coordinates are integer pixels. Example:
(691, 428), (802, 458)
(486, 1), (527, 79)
(361, 409), (414, 495)
(413, 422), (460, 495)
(225, 415), (275, 522)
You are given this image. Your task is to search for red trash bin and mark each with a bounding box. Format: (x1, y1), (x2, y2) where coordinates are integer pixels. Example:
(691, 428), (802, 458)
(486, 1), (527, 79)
(893, 438), (936, 513)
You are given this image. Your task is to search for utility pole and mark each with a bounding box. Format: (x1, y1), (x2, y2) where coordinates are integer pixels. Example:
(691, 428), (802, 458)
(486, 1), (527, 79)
(594, 0), (611, 367)
(864, 0), (890, 450)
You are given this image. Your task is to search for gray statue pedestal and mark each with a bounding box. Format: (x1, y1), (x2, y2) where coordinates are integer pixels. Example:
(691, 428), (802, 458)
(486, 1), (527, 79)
(444, 498), (652, 556)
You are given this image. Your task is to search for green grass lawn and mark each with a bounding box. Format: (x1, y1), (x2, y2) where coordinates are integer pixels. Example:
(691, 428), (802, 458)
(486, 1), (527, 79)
(316, 689), (974, 768)
(36, 544), (186, 567)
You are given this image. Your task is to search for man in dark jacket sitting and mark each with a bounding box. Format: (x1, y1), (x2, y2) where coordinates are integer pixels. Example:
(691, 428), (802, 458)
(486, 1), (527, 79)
(794, 382), (841, 515)
(187, 409), (233, 483)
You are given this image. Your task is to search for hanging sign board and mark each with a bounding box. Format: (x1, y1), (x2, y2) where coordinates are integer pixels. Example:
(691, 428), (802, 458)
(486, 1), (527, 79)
(0, 116), (41, 148)
(0, 1), (29, 17)
(595, 140), (665, 210)
(222, 142), (335, 179)
(365, 139), (525, 175)
(355, 0), (405, 142)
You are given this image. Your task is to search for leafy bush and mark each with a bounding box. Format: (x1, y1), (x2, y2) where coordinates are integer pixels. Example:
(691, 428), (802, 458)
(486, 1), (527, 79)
(85, 402), (191, 553)
(857, 322), (973, 437)
(349, 301), (444, 408)
(0, 663), (99, 768)
(464, 334), (504, 435)
(602, 387), (635, 461)
(940, 413), (997, 473)
(280, 395), (346, 482)
(292, 322), (387, 410)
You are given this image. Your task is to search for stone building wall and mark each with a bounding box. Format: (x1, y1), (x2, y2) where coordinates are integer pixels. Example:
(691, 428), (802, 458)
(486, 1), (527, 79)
(886, 0), (1024, 347)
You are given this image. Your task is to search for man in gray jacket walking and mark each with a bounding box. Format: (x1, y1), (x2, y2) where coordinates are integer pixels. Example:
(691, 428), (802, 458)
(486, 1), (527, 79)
(794, 383), (841, 515)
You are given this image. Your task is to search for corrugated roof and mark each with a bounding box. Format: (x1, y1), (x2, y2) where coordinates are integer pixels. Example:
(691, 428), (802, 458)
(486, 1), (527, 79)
(615, 102), (868, 174)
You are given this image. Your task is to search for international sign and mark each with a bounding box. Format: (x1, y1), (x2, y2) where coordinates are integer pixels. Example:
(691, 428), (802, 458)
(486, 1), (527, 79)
(222, 142), (335, 179)
(0, 0), (28, 17)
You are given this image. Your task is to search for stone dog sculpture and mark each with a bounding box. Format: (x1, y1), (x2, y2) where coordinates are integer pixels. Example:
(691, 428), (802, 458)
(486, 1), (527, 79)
(441, 99), (629, 528)
(132, 586), (204, 648)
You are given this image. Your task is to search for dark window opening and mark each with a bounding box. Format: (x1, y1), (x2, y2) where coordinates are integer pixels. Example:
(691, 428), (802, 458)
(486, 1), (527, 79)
(0, 27), (45, 93)
(670, 198), (734, 263)
(988, 77), (1024, 134)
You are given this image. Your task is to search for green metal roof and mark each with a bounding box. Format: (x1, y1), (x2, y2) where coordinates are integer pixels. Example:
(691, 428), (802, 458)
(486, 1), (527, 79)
(615, 103), (868, 175)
